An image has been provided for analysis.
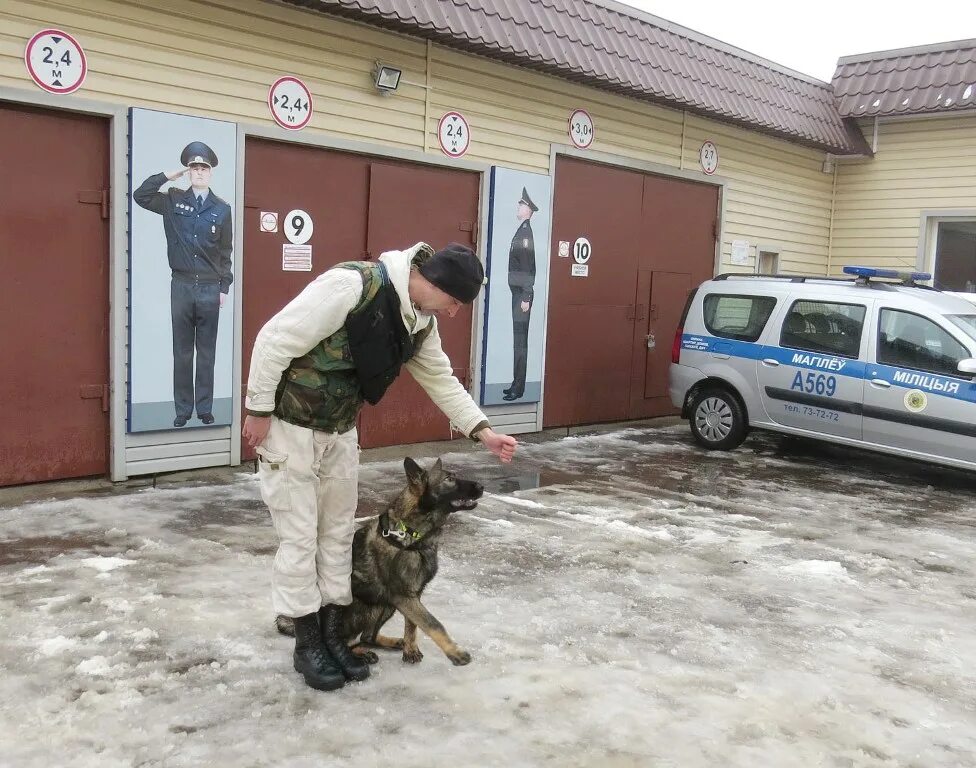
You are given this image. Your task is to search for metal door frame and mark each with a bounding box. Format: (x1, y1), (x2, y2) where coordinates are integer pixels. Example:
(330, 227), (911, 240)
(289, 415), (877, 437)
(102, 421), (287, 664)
(0, 86), (128, 481)
(544, 143), (728, 431)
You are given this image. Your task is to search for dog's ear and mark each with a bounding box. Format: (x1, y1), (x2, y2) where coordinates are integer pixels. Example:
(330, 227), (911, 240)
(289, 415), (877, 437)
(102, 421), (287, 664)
(432, 458), (443, 474)
(404, 457), (426, 491)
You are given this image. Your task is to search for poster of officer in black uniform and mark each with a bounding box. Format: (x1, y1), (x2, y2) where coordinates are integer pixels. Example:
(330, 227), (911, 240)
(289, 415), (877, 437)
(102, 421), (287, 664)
(128, 109), (237, 433)
(505, 187), (538, 401)
(480, 167), (551, 406)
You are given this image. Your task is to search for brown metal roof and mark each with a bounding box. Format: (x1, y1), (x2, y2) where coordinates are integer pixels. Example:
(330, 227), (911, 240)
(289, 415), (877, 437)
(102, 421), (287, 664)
(832, 39), (976, 118)
(283, 0), (871, 155)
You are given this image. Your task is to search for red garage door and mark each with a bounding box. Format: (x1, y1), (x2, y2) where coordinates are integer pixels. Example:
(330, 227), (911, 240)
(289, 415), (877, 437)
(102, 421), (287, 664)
(0, 104), (110, 485)
(242, 140), (480, 455)
(545, 156), (717, 428)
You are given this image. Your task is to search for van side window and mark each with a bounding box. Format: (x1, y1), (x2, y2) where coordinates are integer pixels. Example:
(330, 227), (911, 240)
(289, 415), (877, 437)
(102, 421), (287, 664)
(878, 309), (969, 377)
(779, 300), (865, 358)
(702, 294), (776, 342)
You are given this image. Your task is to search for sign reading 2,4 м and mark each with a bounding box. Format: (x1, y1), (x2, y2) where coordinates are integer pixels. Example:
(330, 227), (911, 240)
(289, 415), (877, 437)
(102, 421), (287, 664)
(791, 371), (837, 396)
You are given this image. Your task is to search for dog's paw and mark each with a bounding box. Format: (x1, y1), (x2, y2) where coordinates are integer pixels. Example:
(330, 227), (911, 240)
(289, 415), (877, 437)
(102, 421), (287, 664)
(402, 647), (424, 664)
(351, 646), (380, 664)
(448, 649), (472, 666)
(275, 615), (295, 637)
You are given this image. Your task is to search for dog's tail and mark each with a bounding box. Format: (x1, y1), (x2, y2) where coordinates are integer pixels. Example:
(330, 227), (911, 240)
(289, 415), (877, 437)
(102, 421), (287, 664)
(275, 614), (295, 637)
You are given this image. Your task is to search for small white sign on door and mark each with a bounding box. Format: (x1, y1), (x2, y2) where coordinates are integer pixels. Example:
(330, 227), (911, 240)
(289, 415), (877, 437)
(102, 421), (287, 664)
(283, 209), (313, 245)
(260, 211), (279, 233)
(558, 240), (570, 258)
(571, 263), (589, 277)
(282, 244), (312, 271)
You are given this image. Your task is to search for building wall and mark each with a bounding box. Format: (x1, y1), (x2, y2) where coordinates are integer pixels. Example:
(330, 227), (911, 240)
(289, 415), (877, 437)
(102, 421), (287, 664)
(831, 115), (976, 275)
(0, 0), (836, 275)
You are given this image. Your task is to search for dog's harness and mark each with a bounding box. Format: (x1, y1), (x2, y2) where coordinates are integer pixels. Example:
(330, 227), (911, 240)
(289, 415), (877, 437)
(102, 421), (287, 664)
(378, 512), (426, 549)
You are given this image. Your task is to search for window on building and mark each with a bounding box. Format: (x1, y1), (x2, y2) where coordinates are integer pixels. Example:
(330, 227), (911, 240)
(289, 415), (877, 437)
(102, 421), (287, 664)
(933, 220), (976, 292)
(756, 248), (780, 275)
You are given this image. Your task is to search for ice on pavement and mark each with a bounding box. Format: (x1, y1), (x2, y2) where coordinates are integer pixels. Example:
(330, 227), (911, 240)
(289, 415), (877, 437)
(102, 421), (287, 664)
(1, 426), (975, 767)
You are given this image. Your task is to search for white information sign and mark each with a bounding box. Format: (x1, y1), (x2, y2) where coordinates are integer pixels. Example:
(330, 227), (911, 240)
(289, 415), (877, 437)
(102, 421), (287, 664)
(558, 240), (571, 258)
(731, 239), (750, 265)
(283, 209), (313, 245)
(282, 244), (313, 272)
(573, 237), (592, 264)
(268, 76), (313, 131)
(437, 112), (470, 157)
(568, 109), (594, 149)
(260, 211), (279, 233)
(571, 264), (589, 277)
(25, 29), (87, 94)
(699, 140), (719, 175)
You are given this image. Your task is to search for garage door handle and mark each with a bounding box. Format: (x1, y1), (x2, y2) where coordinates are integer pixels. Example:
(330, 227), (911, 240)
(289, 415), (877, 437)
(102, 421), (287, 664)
(761, 358), (780, 366)
(870, 378), (891, 388)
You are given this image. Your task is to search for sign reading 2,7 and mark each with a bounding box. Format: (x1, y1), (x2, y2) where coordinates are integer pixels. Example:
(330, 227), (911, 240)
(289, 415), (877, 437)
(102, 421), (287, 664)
(791, 371), (837, 396)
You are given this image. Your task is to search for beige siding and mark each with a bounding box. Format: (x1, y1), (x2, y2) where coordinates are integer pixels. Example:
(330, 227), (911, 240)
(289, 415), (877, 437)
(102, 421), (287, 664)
(831, 115), (976, 275)
(2, 0), (836, 277)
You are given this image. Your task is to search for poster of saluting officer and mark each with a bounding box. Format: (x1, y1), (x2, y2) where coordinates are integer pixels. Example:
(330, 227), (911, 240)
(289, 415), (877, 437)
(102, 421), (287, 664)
(481, 167), (551, 405)
(128, 108), (237, 432)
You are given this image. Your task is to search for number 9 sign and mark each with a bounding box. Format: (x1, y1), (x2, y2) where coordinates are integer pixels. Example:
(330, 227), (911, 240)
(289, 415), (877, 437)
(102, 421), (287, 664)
(284, 209), (313, 245)
(568, 109), (594, 149)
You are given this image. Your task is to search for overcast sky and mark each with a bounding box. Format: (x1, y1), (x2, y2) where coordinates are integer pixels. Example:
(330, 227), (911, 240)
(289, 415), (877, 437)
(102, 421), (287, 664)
(619, 0), (975, 81)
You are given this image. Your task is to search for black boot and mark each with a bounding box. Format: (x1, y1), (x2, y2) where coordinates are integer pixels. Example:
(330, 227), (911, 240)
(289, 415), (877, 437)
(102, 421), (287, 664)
(292, 613), (345, 691)
(320, 604), (370, 682)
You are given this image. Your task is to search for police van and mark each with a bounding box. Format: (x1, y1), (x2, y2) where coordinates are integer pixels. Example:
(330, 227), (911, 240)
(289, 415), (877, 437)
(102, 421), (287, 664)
(668, 266), (976, 472)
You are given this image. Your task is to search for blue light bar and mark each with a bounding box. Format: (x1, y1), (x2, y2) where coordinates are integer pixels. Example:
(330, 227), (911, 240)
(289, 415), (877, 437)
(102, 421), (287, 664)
(843, 265), (932, 282)
(843, 266), (900, 278)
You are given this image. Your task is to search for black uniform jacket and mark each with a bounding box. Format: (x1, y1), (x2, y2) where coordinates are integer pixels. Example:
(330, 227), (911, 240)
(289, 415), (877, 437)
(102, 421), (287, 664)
(507, 218), (536, 302)
(134, 172), (234, 293)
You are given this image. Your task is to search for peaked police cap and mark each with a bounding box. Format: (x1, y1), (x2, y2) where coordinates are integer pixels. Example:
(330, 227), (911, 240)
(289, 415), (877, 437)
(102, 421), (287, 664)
(181, 141), (218, 168)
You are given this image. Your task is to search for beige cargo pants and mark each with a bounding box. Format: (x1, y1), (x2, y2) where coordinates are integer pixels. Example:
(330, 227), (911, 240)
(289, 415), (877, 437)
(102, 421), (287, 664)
(256, 416), (359, 617)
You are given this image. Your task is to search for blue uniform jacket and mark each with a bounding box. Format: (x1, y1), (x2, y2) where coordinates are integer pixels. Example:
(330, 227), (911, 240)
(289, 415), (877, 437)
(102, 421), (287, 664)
(133, 172), (234, 293)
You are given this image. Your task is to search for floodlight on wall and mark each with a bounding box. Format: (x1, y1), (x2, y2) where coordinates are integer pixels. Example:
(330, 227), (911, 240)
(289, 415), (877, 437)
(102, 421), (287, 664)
(373, 64), (402, 93)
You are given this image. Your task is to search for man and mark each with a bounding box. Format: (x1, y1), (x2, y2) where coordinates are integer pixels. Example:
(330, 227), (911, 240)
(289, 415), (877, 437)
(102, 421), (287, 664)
(505, 187), (538, 401)
(133, 141), (233, 428)
(242, 242), (518, 692)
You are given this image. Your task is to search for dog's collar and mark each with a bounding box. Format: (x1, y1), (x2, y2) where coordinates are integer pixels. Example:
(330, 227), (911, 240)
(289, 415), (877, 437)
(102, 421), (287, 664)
(378, 512), (425, 548)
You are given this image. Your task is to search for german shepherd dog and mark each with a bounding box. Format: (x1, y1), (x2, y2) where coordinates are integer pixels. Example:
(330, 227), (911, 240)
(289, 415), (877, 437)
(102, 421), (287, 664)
(276, 457), (484, 666)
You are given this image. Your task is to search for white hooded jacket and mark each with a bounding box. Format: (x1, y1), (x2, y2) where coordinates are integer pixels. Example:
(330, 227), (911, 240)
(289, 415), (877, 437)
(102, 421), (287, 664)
(245, 243), (489, 437)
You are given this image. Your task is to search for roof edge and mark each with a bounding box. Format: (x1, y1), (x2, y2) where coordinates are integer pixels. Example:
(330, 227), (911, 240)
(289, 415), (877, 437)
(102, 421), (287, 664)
(837, 37), (976, 65)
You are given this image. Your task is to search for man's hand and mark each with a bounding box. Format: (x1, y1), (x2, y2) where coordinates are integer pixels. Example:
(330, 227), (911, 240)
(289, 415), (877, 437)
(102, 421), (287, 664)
(165, 168), (188, 181)
(242, 414), (272, 448)
(477, 428), (518, 463)
(520, 300), (530, 313)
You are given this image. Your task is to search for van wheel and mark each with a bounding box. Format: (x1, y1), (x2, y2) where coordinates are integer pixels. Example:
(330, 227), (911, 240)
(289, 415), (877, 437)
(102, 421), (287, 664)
(689, 388), (747, 450)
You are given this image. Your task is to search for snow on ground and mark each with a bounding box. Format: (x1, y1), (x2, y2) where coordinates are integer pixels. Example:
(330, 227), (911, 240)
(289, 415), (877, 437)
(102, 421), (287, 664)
(1, 426), (975, 767)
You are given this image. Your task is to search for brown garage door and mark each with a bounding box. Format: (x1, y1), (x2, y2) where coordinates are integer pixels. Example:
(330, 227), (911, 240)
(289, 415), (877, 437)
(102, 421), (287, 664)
(545, 157), (717, 428)
(0, 104), (110, 486)
(241, 140), (479, 455)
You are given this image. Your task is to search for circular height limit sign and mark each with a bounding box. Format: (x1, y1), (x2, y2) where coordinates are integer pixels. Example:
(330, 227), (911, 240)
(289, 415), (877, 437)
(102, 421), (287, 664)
(25, 29), (87, 94)
(437, 112), (470, 157)
(269, 76), (313, 130)
(699, 140), (719, 174)
(568, 109), (594, 149)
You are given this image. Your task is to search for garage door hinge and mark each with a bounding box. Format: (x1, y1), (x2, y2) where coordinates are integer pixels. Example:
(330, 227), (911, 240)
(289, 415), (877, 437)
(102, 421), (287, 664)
(80, 383), (110, 412)
(78, 189), (109, 219)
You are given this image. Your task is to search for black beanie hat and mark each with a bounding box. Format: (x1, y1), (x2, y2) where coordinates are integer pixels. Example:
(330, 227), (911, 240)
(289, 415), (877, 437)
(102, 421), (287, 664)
(418, 243), (485, 303)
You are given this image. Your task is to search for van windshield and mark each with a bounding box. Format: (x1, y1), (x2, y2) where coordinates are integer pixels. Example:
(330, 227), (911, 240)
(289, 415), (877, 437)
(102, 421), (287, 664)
(947, 315), (976, 343)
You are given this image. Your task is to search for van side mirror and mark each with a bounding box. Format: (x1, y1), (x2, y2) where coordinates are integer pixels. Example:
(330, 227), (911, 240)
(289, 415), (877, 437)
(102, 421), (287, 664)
(957, 358), (976, 375)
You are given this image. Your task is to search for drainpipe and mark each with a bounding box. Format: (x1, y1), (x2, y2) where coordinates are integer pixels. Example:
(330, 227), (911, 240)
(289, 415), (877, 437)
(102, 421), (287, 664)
(872, 116), (879, 154)
(826, 160), (838, 276)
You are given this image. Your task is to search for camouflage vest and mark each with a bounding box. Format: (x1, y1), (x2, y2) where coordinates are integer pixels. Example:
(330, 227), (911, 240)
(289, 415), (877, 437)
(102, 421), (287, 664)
(275, 262), (383, 433)
(274, 261), (430, 432)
